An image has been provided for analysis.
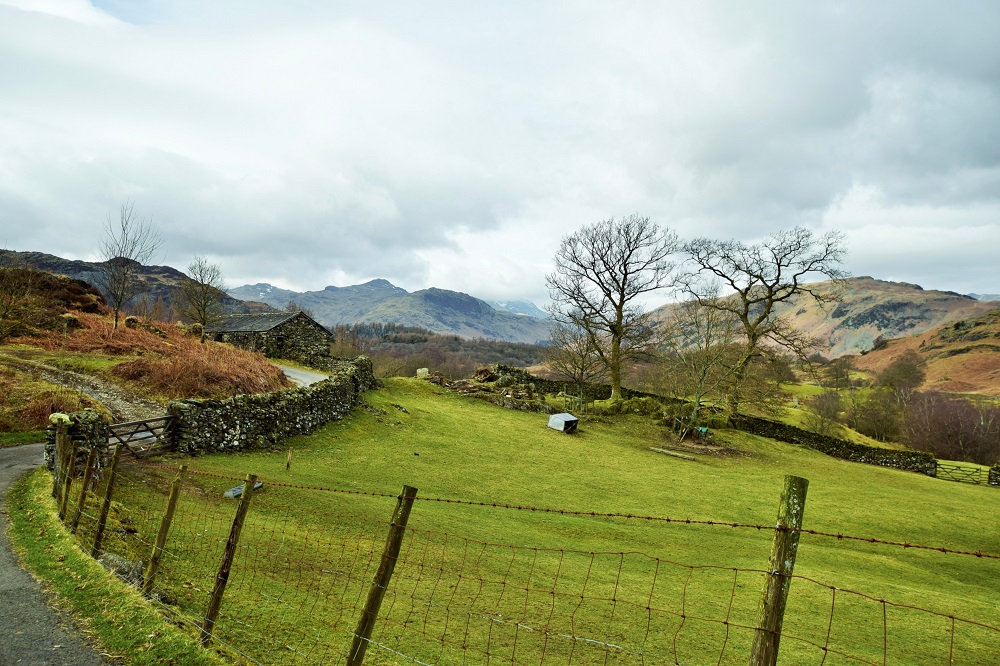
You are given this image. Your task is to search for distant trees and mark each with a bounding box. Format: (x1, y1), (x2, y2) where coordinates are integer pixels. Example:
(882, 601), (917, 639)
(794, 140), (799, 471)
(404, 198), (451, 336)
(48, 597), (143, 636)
(679, 227), (847, 416)
(547, 215), (679, 401)
(177, 256), (226, 342)
(904, 393), (1000, 465)
(95, 202), (163, 330)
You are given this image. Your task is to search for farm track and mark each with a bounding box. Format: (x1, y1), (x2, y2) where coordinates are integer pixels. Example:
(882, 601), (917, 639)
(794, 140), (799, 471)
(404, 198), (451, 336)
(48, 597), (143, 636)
(0, 351), (165, 422)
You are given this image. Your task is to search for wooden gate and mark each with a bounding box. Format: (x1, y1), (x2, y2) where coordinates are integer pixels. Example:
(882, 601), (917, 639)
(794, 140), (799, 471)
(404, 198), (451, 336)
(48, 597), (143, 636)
(108, 416), (175, 458)
(935, 462), (985, 485)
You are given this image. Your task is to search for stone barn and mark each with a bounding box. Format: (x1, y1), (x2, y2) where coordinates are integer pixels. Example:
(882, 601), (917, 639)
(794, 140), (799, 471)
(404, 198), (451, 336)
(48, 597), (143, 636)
(206, 312), (333, 367)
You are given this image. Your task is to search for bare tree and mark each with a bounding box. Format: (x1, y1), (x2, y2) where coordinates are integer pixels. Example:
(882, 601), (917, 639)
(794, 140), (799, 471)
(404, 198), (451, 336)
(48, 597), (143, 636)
(656, 287), (742, 425)
(545, 320), (608, 404)
(95, 202), (163, 330)
(177, 255), (226, 342)
(546, 214), (679, 401)
(680, 226), (847, 417)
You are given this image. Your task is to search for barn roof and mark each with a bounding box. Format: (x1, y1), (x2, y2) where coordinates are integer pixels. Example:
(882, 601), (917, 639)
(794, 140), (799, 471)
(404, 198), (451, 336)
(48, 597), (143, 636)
(206, 312), (303, 333)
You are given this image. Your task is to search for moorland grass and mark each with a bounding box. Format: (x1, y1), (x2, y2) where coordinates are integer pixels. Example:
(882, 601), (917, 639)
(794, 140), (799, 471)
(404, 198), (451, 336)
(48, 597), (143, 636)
(42, 378), (1000, 664)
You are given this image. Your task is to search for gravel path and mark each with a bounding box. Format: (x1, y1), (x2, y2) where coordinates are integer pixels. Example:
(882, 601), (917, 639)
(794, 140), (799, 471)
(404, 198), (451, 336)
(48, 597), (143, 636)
(0, 443), (108, 665)
(0, 352), (164, 423)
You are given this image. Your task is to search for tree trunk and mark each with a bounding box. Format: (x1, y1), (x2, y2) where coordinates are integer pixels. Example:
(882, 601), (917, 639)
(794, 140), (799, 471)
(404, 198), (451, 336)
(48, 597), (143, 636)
(609, 334), (622, 401)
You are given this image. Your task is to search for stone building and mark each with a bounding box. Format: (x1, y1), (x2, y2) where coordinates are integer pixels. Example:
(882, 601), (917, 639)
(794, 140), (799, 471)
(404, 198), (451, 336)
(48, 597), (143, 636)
(206, 311), (333, 367)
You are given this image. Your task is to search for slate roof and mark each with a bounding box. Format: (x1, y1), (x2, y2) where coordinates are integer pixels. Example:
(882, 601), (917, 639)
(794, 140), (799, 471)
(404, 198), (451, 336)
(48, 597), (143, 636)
(205, 312), (302, 333)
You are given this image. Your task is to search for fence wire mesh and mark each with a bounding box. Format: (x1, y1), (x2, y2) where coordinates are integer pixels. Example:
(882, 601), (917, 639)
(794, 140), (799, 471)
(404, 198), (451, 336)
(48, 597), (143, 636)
(54, 454), (1000, 665)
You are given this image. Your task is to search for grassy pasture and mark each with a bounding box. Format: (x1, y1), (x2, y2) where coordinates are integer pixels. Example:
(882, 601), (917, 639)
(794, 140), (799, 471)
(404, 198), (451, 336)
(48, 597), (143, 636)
(78, 378), (1000, 665)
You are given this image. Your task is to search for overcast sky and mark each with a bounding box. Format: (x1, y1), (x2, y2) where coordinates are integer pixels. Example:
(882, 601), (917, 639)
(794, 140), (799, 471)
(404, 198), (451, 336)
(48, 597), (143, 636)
(3, 1), (999, 306)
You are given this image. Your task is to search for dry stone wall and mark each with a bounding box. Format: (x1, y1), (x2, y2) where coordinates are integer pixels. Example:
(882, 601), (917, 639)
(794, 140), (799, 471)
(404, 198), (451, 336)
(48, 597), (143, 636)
(44, 409), (109, 471)
(167, 358), (377, 455)
(731, 415), (938, 474)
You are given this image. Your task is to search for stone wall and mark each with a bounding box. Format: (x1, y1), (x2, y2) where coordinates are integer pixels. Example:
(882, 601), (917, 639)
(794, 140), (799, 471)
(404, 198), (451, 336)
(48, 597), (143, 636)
(167, 362), (363, 455)
(731, 415), (938, 475)
(990, 464), (1000, 486)
(44, 409), (109, 471)
(493, 364), (674, 402)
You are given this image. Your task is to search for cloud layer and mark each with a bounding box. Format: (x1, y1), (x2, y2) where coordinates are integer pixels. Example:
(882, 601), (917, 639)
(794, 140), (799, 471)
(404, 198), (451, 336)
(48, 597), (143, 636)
(3, 0), (999, 305)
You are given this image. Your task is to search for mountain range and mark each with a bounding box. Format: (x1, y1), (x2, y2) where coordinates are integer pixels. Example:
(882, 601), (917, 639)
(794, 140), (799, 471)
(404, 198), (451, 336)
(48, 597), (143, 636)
(5, 250), (999, 370)
(227, 280), (552, 343)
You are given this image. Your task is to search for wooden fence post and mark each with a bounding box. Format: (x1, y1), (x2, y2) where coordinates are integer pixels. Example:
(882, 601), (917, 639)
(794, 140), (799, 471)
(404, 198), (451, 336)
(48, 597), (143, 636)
(750, 475), (809, 666)
(69, 446), (99, 533)
(142, 464), (186, 596)
(286, 446), (293, 471)
(57, 439), (78, 521)
(346, 484), (418, 666)
(200, 473), (258, 646)
(92, 444), (123, 558)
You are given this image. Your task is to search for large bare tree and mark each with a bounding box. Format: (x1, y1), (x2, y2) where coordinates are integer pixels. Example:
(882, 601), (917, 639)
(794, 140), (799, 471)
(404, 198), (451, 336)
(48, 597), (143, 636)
(546, 214), (679, 401)
(177, 255), (227, 342)
(95, 202), (163, 329)
(680, 226), (847, 417)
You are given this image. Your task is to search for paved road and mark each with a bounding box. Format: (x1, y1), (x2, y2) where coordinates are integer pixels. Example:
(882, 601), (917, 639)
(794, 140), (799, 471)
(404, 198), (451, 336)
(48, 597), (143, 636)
(0, 443), (106, 665)
(276, 364), (330, 387)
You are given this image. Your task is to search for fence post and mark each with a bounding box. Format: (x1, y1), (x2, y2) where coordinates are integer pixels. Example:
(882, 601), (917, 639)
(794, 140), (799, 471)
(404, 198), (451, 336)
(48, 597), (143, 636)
(69, 446), (99, 534)
(92, 444), (123, 558)
(57, 439), (78, 521)
(750, 475), (809, 666)
(51, 417), (70, 499)
(142, 464), (186, 596)
(346, 484), (418, 666)
(200, 473), (257, 646)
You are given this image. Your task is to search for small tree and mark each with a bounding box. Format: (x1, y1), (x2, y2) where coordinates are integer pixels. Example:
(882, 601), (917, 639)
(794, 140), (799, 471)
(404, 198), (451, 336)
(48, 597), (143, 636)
(545, 321), (608, 405)
(95, 202), (163, 330)
(656, 288), (742, 425)
(680, 226), (847, 417)
(177, 256), (226, 342)
(878, 349), (925, 405)
(805, 390), (842, 436)
(546, 214), (679, 401)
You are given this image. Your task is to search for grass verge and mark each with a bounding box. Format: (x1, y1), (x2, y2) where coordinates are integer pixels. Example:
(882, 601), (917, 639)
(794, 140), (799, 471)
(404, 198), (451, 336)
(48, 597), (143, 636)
(6, 468), (231, 666)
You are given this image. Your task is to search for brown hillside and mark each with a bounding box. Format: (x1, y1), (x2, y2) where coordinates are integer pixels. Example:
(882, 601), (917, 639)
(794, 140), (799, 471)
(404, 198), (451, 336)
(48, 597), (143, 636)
(654, 277), (995, 358)
(853, 309), (1000, 396)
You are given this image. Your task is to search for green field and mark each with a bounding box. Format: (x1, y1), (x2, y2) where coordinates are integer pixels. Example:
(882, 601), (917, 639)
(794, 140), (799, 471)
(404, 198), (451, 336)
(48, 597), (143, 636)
(63, 378), (1000, 664)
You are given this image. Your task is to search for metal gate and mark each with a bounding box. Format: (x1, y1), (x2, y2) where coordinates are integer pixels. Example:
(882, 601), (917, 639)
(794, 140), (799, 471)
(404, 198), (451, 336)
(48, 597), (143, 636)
(108, 415), (175, 458)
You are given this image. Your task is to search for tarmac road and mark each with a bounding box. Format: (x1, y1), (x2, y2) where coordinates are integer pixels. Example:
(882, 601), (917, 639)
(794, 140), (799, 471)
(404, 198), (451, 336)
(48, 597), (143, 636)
(0, 443), (106, 665)
(276, 364), (329, 387)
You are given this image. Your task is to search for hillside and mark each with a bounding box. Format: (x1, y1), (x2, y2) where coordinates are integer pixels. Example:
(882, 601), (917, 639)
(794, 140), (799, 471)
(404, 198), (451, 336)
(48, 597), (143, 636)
(230, 280), (552, 343)
(654, 276), (996, 358)
(2, 250), (272, 319)
(854, 308), (1000, 395)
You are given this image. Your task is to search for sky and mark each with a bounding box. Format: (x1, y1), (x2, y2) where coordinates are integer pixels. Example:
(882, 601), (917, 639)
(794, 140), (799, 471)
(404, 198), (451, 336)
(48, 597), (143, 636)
(2, 1), (999, 308)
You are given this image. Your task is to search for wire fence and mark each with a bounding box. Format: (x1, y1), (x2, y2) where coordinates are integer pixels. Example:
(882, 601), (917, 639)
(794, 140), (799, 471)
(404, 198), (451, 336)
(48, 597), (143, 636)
(50, 436), (1000, 665)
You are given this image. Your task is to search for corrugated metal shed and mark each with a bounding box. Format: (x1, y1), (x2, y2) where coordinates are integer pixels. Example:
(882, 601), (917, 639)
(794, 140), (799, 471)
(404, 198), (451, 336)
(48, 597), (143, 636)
(547, 413), (579, 433)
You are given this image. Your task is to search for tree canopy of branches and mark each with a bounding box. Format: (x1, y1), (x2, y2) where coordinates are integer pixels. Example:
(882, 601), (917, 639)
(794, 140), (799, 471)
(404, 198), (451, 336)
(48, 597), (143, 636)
(680, 226), (847, 417)
(177, 256), (226, 342)
(95, 202), (163, 330)
(877, 349), (925, 405)
(544, 321), (608, 400)
(656, 288), (742, 424)
(546, 214), (679, 401)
